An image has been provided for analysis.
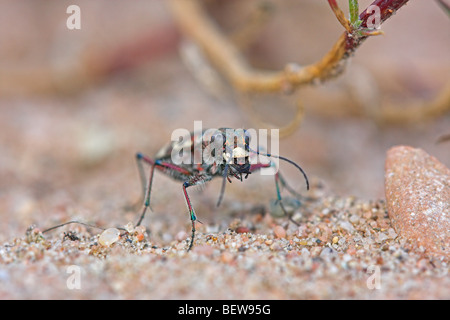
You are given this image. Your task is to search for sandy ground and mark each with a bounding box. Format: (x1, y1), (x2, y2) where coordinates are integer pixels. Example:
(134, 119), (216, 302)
(0, 1), (449, 299)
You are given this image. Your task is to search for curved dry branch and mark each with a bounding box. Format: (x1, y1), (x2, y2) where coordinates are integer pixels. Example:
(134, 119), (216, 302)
(167, 0), (410, 94)
(166, 0), (449, 133)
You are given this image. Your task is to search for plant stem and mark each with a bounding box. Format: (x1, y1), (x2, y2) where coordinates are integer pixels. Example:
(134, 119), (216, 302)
(349, 0), (360, 25)
(359, 0), (410, 27)
(346, 0), (410, 51)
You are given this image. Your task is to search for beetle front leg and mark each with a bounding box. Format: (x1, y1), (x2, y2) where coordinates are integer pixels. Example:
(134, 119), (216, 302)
(277, 171), (313, 201)
(250, 161), (300, 226)
(274, 170), (300, 226)
(135, 153), (157, 227)
(182, 181), (197, 251)
(182, 174), (211, 251)
(135, 152), (191, 227)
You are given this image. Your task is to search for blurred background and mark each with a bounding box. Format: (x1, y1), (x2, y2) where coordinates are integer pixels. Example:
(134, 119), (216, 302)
(0, 0), (449, 243)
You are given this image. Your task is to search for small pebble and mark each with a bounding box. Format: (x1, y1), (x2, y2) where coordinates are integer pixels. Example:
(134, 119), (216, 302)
(136, 233), (145, 242)
(134, 226), (146, 235)
(349, 214), (359, 224)
(273, 225), (286, 239)
(377, 233), (389, 243)
(124, 222), (134, 233)
(299, 239), (308, 246)
(236, 226), (250, 234)
(339, 221), (354, 233)
(387, 228), (397, 239)
(98, 228), (121, 247)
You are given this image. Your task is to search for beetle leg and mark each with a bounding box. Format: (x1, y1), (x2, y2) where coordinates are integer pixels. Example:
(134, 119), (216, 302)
(249, 162), (300, 226)
(277, 171), (313, 201)
(135, 152), (191, 226)
(182, 174), (211, 251)
(136, 153), (149, 203)
(135, 153), (158, 226)
(182, 181), (197, 251)
(274, 170), (300, 226)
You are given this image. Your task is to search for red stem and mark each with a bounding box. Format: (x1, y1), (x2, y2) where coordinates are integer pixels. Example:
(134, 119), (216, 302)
(359, 0), (410, 27)
(328, 0), (340, 11)
(346, 0), (410, 51)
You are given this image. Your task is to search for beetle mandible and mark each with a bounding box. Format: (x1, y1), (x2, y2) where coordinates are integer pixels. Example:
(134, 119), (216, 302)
(135, 128), (309, 250)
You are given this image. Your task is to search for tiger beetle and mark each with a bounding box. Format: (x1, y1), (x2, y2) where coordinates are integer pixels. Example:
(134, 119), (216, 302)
(135, 128), (309, 251)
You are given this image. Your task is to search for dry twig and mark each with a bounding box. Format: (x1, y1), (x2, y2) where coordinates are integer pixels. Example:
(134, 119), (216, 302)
(168, 0), (450, 134)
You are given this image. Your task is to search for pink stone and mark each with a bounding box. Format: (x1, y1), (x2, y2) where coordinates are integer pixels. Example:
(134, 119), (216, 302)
(273, 225), (286, 239)
(385, 146), (449, 259)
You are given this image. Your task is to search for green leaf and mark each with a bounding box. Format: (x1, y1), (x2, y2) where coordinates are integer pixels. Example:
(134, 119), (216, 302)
(349, 0), (359, 24)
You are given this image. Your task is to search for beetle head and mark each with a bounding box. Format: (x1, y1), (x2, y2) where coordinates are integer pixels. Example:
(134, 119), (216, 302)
(219, 128), (252, 181)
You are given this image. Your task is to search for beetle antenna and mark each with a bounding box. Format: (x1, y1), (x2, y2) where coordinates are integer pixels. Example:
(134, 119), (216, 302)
(249, 148), (309, 191)
(42, 220), (105, 233)
(42, 220), (126, 234)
